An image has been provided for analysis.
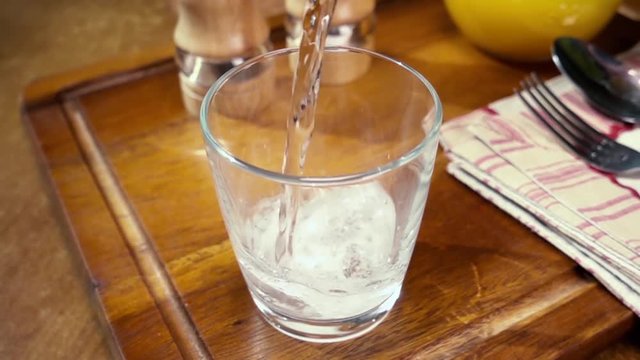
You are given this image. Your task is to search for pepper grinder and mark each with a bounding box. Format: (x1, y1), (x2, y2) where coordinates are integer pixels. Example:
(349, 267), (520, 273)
(174, 0), (271, 117)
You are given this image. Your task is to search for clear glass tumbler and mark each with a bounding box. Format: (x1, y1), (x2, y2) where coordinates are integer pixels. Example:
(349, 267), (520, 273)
(200, 47), (442, 343)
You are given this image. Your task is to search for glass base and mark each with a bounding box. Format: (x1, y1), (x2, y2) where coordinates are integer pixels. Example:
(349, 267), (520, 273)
(251, 287), (401, 343)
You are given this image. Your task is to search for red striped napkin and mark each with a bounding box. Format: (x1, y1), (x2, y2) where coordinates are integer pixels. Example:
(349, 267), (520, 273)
(440, 76), (640, 315)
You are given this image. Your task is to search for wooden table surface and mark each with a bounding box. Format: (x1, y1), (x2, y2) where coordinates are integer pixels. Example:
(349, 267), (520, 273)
(3, 0), (640, 359)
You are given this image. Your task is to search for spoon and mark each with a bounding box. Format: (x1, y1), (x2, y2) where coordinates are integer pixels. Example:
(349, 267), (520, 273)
(552, 37), (640, 124)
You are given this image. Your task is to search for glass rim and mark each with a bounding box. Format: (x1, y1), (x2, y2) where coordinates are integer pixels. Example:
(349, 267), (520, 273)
(200, 46), (442, 186)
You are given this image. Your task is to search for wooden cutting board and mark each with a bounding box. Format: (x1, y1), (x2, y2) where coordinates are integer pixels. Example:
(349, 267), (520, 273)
(22, 0), (637, 358)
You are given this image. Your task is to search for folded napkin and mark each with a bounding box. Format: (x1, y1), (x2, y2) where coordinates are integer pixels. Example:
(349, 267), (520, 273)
(440, 76), (640, 315)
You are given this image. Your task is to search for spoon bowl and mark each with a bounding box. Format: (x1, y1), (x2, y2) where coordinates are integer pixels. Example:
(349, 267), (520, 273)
(552, 37), (640, 124)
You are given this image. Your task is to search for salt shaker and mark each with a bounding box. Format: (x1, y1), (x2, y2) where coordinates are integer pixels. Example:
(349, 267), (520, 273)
(173, 0), (272, 116)
(285, 0), (376, 84)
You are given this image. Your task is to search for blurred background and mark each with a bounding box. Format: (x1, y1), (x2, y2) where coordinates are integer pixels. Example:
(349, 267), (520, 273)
(0, 1), (175, 358)
(0, 0), (638, 358)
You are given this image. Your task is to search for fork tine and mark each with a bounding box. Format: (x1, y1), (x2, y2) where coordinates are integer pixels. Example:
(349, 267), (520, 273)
(530, 73), (604, 142)
(516, 73), (640, 174)
(523, 76), (595, 151)
(514, 85), (586, 157)
(519, 78), (589, 151)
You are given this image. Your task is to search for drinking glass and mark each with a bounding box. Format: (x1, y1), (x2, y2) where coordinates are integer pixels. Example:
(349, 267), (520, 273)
(200, 47), (442, 343)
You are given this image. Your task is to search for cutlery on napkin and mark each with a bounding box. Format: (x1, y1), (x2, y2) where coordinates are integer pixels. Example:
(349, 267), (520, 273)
(440, 76), (640, 315)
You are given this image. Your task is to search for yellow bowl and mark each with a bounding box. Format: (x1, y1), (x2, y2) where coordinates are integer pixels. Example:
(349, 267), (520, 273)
(444, 0), (621, 62)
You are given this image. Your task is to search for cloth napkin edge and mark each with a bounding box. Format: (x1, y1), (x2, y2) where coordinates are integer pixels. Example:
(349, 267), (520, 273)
(447, 161), (640, 316)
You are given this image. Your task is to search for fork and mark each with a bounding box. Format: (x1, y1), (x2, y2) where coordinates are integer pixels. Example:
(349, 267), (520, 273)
(515, 73), (640, 175)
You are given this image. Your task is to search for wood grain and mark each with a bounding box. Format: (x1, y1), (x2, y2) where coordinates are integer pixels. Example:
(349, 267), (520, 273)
(62, 98), (211, 359)
(21, 0), (639, 358)
(26, 104), (182, 359)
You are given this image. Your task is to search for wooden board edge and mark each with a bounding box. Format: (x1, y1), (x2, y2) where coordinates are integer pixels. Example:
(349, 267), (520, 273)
(60, 98), (213, 359)
(21, 43), (176, 107)
(20, 106), (127, 360)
